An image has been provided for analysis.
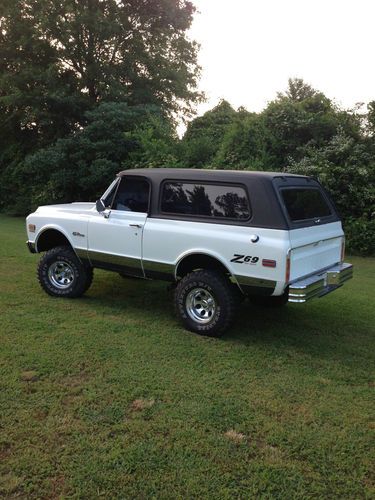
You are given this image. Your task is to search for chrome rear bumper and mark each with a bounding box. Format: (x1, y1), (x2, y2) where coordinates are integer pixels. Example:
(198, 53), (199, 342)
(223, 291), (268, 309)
(288, 262), (353, 303)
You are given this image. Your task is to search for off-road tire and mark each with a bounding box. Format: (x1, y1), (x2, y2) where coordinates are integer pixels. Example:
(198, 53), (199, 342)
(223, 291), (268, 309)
(37, 245), (93, 298)
(249, 289), (288, 308)
(174, 270), (236, 337)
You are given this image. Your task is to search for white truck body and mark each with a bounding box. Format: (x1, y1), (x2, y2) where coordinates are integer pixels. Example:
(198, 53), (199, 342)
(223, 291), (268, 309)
(26, 169), (353, 334)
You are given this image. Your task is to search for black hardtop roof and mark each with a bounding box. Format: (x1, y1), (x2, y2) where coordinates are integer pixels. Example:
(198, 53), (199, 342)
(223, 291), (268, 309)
(117, 168), (308, 182)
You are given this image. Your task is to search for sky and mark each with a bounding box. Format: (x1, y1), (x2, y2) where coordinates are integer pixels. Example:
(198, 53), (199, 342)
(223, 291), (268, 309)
(188, 0), (375, 118)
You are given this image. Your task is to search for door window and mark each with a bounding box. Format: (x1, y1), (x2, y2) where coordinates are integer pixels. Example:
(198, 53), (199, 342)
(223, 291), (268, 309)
(112, 177), (150, 213)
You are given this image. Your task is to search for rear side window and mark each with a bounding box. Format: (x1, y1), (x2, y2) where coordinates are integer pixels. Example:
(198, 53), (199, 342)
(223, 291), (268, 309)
(161, 182), (251, 220)
(281, 188), (331, 221)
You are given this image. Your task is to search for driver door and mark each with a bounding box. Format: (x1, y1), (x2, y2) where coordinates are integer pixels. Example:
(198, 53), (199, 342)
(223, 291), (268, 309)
(87, 175), (150, 277)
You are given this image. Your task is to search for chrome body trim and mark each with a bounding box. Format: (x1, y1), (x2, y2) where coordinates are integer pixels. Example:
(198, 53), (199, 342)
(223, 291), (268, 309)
(289, 235), (343, 252)
(87, 250), (144, 277)
(142, 259), (175, 280)
(235, 275), (277, 288)
(288, 262), (353, 303)
(235, 275), (277, 296)
(26, 241), (36, 254)
(74, 248), (88, 259)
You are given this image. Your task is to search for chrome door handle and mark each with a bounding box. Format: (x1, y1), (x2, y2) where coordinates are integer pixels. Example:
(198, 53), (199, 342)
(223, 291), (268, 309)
(129, 224), (143, 228)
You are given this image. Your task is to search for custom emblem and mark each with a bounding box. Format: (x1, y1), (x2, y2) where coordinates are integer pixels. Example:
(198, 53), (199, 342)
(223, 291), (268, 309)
(230, 254), (259, 264)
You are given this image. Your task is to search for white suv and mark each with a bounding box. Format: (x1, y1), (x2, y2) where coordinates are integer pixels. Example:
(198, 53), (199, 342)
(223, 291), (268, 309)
(26, 168), (353, 336)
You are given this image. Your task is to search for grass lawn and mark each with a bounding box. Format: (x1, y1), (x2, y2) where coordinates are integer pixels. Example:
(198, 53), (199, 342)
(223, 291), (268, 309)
(0, 214), (374, 498)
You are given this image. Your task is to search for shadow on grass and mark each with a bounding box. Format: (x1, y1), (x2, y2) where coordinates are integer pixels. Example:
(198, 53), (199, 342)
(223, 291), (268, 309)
(79, 273), (370, 363)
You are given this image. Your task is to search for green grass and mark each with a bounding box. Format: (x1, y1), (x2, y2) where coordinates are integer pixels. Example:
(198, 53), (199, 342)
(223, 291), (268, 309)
(0, 214), (374, 499)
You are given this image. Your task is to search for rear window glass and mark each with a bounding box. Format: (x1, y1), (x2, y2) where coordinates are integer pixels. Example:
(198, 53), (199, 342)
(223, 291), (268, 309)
(281, 188), (331, 221)
(161, 182), (251, 220)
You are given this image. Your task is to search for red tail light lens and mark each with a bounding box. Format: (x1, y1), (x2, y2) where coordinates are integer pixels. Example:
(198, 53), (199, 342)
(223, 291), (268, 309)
(262, 259), (276, 268)
(285, 251), (291, 283)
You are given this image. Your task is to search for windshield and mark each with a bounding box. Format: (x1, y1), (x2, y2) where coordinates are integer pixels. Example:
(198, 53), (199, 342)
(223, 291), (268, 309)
(101, 178), (120, 208)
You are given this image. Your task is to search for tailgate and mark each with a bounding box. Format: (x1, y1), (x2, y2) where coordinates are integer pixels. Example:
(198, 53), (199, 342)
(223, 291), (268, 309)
(289, 222), (344, 281)
(273, 177), (344, 282)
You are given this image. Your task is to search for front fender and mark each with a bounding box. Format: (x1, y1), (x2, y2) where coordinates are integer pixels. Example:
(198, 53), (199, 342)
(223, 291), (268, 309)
(35, 224), (75, 252)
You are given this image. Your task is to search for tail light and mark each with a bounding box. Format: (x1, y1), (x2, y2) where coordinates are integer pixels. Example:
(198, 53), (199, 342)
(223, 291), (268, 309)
(341, 237), (345, 262)
(262, 259), (276, 268)
(285, 250), (291, 283)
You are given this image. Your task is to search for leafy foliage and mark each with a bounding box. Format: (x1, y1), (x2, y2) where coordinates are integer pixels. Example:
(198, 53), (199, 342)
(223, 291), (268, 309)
(180, 100), (238, 167)
(286, 130), (375, 255)
(8, 103), (176, 214)
(0, 0), (201, 212)
(179, 79), (374, 255)
(0, 4), (373, 262)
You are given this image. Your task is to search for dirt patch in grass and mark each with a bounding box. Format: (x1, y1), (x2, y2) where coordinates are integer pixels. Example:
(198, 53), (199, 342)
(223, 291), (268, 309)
(0, 473), (24, 496)
(130, 398), (155, 411)
(20, 370), (39, 382)
(48, 474), (68, 499)
(224, 429), (246, 444)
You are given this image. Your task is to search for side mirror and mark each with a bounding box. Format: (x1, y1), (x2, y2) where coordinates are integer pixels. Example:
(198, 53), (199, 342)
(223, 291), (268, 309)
(96, 199), (105, 213)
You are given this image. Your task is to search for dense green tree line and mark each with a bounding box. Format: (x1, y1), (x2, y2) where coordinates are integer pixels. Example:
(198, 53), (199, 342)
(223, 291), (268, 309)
(178, 81), (374, 255)
(0, 2), (373, 254)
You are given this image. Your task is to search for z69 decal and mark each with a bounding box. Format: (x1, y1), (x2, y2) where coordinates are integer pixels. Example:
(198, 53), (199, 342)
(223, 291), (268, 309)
(230, 254), (259, 264)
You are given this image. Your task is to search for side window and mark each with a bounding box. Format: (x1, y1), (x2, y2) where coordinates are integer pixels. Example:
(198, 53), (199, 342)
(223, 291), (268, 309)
(112, 177), (150, 213)
(161, 182), (251, 220)
(281, 188), (331, 221)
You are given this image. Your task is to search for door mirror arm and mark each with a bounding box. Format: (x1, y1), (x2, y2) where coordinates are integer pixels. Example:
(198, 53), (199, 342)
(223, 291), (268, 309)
(96, 199), (111, 218)
(96, 199), (105, 213)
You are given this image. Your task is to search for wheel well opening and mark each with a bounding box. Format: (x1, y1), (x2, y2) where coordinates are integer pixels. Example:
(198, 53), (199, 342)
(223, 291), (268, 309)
(37, 229), (71, 252)
(176, 253), (232, 280)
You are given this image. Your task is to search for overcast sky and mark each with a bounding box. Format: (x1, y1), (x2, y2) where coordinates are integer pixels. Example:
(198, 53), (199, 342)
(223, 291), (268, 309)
(188, 0), (375, 117)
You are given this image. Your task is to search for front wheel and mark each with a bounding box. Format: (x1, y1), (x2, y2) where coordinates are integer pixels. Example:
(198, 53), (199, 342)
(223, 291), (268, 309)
(37, 245), (93, 298)
(174, 270), (236, 337)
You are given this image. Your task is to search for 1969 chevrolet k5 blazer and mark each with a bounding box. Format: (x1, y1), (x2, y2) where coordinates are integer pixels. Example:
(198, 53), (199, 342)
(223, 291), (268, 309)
(26, 169), (353, 336)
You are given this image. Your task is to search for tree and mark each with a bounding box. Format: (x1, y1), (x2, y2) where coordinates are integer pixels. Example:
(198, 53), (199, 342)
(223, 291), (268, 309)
(7, 102), (175, 214)
(367, 101), (375, 134)
(0, 0), (201, 211)
(181, 100), (237, 167)
(214, 113), (272, 170)
(263, 80), (361, 168)
(0, 0), (201, 122)
(286, 129), (375, 255)
(277, 77), (318, 102)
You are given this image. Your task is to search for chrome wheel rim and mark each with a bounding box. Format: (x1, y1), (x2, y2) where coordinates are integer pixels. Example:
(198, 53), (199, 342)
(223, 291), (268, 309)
(48, 261), (75, 289)
(186, 288), (216, 324)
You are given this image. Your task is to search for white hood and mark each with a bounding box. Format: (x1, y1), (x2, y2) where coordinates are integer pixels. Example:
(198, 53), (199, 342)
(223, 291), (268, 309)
(36, 202), (96, 215)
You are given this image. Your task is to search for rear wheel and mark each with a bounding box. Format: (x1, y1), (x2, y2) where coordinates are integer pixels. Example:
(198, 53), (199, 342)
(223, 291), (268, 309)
(37, 245), (93, 298)
(174, 270), (236, 337)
